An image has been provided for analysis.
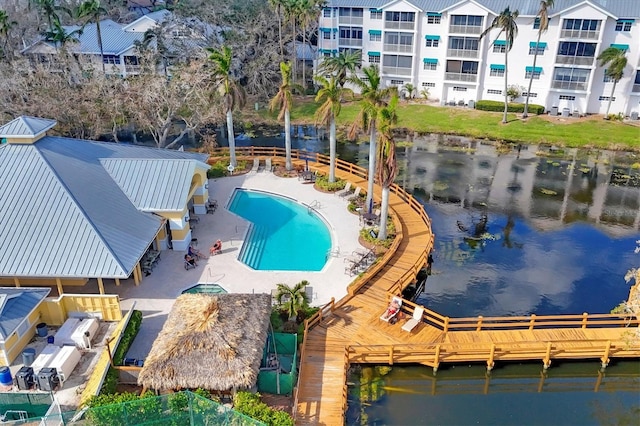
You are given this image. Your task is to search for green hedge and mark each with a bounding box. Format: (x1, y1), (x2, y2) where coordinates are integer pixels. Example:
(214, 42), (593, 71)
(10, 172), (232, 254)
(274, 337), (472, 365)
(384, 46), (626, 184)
(314, 174), (346, 192)
(100, 310), (143, 394)
(233, 391), (294, 426)
(207, 160), (248, 178)
(475, 100), (545, 115)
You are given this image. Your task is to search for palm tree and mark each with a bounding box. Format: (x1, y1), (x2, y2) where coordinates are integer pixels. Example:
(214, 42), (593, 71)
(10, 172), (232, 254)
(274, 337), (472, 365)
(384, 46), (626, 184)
(270, 61), (301, 171)
(598, 46), (628, 117)
(139, 26), (169, 76)
(74, 0), (107, 73)
(0, 9), (17, 59)
(319, 50), (362, 89)
(403, 83), (416, 100)
(480, 7), (519, 124)
(314, 75), (348, 183)
(283, 0), (300, 83)
(206, 45), (245, 168)
(275, 280), (309, 320)
(30, 0), (60, 31)
(348, 65), (392, 211)
(375, 92), (399, 240)
(268, 0), (286, 60)
(42, 17), (82, 51)
(298, 0), (320, 90)
(524, 0), (554, 118)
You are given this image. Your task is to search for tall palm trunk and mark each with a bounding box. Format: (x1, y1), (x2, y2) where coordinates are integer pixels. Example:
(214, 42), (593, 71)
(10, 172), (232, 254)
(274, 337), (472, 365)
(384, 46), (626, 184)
(502, 46), (509, 124)
(366, 125), (377, 211)
(284, 108), (292, 170)
(301, 22), (306, 90)
(606, 81), (616, 116)
(378, 187), (390, 239)
(291, 18), (297, 84)
(329, 116), (336, 182)
(226, 109), (237, 168)
(96, 19), (105, 73)
(523, 32), (541, 118)
(277, 5), (284, 60)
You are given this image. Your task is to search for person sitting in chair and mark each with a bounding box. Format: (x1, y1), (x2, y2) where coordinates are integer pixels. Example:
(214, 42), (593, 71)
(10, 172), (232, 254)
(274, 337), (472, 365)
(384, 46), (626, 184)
(184, 254), (197, 267)
(210, 239), (222, 255)
(188, 245), (206, 260)
(381, 299), (400, 320)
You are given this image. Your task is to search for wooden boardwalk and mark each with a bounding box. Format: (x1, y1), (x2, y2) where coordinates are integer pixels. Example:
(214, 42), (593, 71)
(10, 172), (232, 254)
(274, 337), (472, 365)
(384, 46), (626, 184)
(207, 148), (640, 426)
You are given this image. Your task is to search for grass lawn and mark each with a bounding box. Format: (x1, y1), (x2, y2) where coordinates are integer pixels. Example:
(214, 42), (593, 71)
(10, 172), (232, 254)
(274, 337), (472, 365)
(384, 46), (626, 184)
(250, 98), (640, 151)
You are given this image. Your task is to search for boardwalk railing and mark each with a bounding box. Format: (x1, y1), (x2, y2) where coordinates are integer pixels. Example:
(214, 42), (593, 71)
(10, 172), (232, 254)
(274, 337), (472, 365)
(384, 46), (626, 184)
(347, 338), (640, 371)
(395, 294), (640, 333)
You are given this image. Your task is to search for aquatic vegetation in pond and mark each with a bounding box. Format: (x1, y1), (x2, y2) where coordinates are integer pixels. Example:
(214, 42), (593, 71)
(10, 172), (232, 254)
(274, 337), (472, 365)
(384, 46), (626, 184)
(539, 188), (558, 196)
(432, 181), (449, 191)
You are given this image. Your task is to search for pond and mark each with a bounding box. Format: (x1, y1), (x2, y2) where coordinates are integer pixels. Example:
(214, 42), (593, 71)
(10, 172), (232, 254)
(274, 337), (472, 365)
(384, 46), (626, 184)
(219, 127), (640, 425)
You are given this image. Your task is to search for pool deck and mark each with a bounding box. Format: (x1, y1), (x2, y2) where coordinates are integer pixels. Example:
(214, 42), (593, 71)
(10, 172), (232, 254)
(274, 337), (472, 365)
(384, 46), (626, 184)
(89, 171), (364, 359)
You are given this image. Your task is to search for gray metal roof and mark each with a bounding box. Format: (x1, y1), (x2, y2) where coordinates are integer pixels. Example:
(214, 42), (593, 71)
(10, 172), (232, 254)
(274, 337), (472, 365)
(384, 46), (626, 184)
(102, 159), (202, 211)
(0, 127), (209, 279)
(0, 288), (50, 340)
(63, 19), (145, 55)
(327, 0), (640, 17)
(0, 116), (57, 139)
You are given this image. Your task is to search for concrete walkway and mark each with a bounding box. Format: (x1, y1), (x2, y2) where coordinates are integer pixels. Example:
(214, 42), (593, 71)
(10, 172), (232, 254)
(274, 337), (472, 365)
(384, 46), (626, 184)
(93, 171), (364, 359)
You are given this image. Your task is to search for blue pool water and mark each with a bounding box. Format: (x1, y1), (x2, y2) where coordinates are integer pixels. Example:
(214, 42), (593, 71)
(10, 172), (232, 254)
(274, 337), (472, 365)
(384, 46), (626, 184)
(228, 189), (332, 271)
(181, 283), (227, 295)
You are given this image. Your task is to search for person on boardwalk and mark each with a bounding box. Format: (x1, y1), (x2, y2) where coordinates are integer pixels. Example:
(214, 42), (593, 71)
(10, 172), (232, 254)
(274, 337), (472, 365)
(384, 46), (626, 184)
(210, 239), (222, 255)
(184, 254), (197, 267)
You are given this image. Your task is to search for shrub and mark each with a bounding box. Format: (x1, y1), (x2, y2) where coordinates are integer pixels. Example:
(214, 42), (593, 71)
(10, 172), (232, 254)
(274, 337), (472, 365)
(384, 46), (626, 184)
(359, 220), (396, 249)
(475, 100), (545, 115)
(207, 160), (249, 178)
(100, 310), (142, 394)
(314, 174), (346, 192)
(233, 391), (294, 426)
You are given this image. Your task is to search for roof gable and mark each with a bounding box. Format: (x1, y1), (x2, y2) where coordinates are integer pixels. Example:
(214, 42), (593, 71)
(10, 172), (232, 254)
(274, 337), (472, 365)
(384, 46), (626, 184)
(102, 159), (197, 211)
(0, 288), (50, 340)
(0, 116), (56, 139)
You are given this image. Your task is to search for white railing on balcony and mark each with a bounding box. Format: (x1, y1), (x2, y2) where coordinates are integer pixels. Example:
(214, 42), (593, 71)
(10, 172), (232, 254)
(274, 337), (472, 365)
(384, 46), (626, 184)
(445, 72), (478, 82)
(384, 21), (415, 30)
(551, 80), (587, 90)
(382, 66), (412, 76)
(560, 29), (599, 39)
(339, 16), (363, 25)
(555, 55), (595, 66)
(447, 49), (479, 59)
(383, 44), (414, 53)
(449, 25), (482, 35)
(339, 38), (363, 47)
(632, 84), (640, 93)
(125, 65), (141, 73)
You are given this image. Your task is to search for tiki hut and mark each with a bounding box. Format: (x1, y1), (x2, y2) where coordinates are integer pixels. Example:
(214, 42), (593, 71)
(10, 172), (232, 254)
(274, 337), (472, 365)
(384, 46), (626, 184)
(138, 293), (271, 393)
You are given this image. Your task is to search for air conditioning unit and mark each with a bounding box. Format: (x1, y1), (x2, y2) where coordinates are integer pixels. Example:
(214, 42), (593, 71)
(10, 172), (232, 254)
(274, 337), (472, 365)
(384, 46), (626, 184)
(15, 367), (35, 391)
(37, 367), (59, 391)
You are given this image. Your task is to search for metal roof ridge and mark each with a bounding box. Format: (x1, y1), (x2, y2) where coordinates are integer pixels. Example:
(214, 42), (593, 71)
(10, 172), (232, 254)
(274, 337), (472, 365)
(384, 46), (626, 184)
(33, 143), (130, 277)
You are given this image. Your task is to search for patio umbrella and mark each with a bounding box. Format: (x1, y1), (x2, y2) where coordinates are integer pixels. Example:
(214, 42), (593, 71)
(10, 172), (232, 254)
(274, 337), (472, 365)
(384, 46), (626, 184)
(368, 197), (373, 214)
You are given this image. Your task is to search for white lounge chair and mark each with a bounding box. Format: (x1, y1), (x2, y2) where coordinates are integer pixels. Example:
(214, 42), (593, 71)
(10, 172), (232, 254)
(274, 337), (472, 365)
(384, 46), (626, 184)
(335, 182), (352, 197)
(250, 158), (259, 173)
(402, 306), (424, 333)
(347, 187), (362, 202)
(380, 296), (402, 322)
(265, 158), (272, 172)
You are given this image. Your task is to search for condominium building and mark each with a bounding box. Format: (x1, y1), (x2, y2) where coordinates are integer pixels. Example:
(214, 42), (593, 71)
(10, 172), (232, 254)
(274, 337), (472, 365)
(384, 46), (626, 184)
(318, 0), (640, 116)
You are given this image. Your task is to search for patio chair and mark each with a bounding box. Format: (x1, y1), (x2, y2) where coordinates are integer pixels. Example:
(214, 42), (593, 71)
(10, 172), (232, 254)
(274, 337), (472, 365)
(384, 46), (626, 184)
(335, 182), (352, 197)
(184, 257), (197, 270)
(380, 296), (403, 322)
(402, 306), (424, 333)
(347, 187), (362, 202)
(206, 199), (218, 214)
(265, 158), (272, 172)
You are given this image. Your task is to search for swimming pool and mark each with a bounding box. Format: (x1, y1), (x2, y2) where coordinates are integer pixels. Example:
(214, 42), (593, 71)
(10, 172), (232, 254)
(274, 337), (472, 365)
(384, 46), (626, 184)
(229, 189), (332, 271)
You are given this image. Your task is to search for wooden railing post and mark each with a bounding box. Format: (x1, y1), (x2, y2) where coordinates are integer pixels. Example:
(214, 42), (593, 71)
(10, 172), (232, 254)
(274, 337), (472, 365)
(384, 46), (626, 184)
(487, 344), (496, 372)
(330, 297), (335, 312)
(476, 316), (483, 332)
(388, 346), (394, 365)
(433, 344), (441, 374)
(529, 314), (536, 330)
(443, 317), (450, 333)
(581, 312), (589, 329)
(600, 340), (611, 371)
(543, 342), (552, 370)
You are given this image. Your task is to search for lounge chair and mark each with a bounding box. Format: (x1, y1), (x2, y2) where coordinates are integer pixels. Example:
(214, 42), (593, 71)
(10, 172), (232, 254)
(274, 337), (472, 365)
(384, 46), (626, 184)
(250, 158), (260, 173)
(380, 296), (402, 322)
(402, 306), (424, 332)
(265, 158), (272, 172)
(335, 182), (352, 197)
(347, 187), (362, 202)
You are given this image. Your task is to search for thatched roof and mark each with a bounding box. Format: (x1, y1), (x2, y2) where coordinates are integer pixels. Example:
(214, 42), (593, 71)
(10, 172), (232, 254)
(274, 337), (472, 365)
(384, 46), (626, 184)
(138, 293), (271, 392)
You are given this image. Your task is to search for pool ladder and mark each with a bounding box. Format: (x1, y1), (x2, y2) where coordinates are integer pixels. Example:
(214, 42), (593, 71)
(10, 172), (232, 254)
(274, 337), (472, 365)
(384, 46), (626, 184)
(308, 200), (321, 212)
(1, 410), (28, 422)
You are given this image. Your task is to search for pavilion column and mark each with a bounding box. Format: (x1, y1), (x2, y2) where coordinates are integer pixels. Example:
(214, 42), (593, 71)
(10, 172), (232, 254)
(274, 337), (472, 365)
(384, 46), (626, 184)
(132, 264), (141, 286)
(97, 277), (105, 295)
(13, 277), (20, 288)
(55, 278), (63, 296)
(115, 278), (121, 287)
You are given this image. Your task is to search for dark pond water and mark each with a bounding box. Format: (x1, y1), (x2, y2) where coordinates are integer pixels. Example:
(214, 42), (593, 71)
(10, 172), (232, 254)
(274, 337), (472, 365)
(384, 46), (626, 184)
(220, 128), (640, 425)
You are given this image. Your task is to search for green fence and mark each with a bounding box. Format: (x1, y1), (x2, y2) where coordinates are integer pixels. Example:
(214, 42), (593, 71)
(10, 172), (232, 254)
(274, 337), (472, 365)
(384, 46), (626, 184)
(2, 392), (263, 425)
(257, 333), (298, 395)
(0, 392), (53, 421)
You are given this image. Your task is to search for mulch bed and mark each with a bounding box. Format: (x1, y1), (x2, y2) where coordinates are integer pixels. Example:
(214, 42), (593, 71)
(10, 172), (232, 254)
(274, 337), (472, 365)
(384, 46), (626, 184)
(260, 393), (294, 415)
